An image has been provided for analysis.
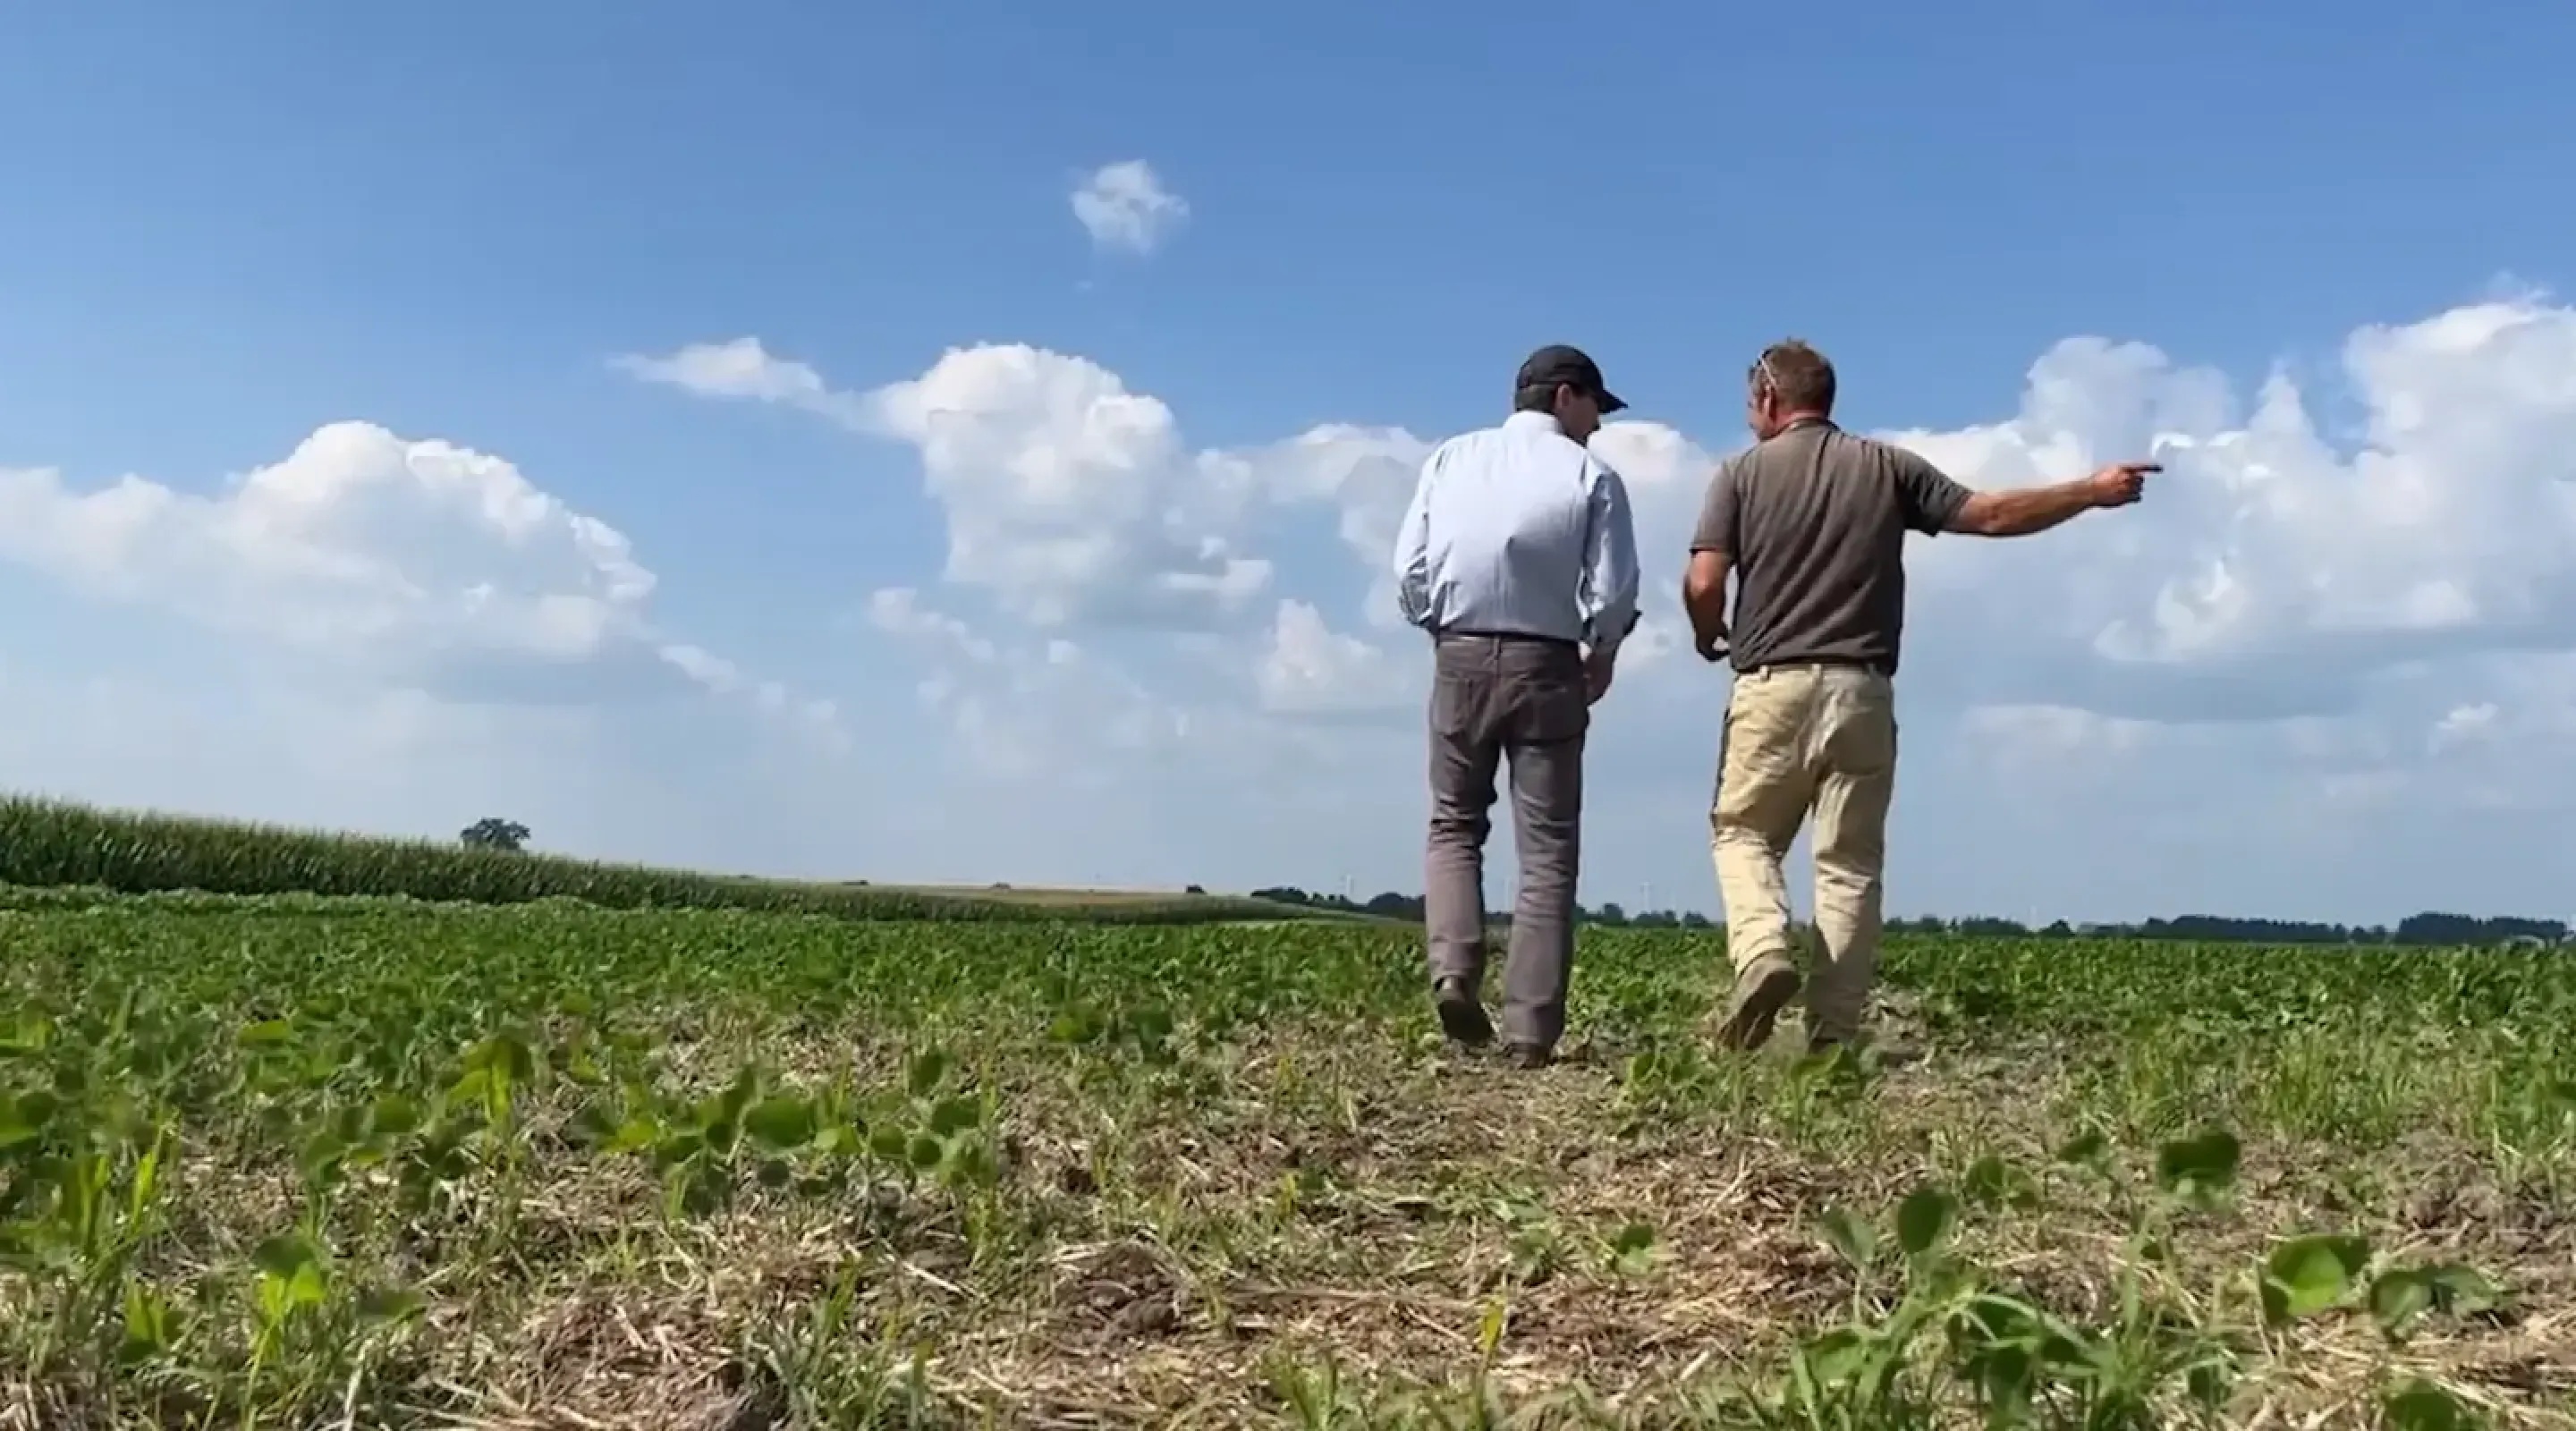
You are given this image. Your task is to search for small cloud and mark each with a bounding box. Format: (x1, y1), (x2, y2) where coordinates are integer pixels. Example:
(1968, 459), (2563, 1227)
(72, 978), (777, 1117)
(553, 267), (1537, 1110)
(1071, 160), (1189, 256)
(610, 338), (869, 428)
(2430, 701), (2499, 751)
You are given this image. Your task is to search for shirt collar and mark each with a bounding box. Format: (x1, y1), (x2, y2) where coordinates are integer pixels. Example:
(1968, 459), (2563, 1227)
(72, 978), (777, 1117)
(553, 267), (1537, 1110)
(1504, 411), (1565, 436)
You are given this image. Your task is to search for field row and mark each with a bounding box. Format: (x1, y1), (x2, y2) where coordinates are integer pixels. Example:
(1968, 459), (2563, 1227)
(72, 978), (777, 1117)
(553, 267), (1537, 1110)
(4, 904), (2572, 1427)
(0, 795), (1330, 925)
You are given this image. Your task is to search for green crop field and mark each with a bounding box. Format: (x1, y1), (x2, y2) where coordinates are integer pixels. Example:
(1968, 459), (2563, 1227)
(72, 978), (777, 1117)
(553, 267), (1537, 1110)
(4, 887), (2572, 1428)
(0, 796), (1336, 926)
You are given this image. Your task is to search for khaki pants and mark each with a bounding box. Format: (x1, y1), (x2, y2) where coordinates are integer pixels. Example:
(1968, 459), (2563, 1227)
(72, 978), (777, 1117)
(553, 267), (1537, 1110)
(1709, 663), (1897, 1045)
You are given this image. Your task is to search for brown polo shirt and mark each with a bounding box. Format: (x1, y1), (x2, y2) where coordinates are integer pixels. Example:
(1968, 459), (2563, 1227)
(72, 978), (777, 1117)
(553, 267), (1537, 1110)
(1689, 419), (1970, 676)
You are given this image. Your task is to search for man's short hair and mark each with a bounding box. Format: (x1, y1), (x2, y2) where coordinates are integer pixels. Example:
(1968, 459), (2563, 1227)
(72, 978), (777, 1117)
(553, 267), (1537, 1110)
(1751, 339), (1835, 414)
(1513, 382), (1557, 413)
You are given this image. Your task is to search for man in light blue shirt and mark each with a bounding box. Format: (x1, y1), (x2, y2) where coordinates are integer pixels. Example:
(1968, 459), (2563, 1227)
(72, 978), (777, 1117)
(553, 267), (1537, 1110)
(1391, 343), (1641, 1067)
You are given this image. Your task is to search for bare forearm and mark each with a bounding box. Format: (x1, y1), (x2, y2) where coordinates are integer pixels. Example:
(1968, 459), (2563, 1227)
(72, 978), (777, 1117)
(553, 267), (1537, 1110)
(1684, 587), (1726, 648)
(1682, 552), (1730, 653)
(1954, 480), (2099, 538)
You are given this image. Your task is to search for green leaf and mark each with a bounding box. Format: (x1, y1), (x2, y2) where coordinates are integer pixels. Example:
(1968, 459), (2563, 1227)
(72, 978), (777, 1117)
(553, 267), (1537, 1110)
(1127, 1003), (1176, 1059)
(2054, 1129), (2108, 1168)
(716, 1065), (760, 1125)
(940, 1139), (997, 1187)
(2154, 1129), (2241, 1202)
(1962, 1154), (2038, 1210)
(743, 1096), (818, 1152)
(0, 1089), (55, 1150)
(2370, 1268), (2434, 1341)
(1895, 1185), (1958, 1257)
(666, 1162), (725, 1219)
(252, 1230), (331, 1309)
(463, 1029), (536, 1081)
(2185, 1360), (2235, 1413)
(2382, 1379), (2478, 1431)
(296, 1129), (350, 1182)
(2421, 1264), (2501, 1317)
(810, 1121), (860, 1157)
(444, 1065), (493, 1111)
(605, 1117), (662, 1155)
(118, 1283), (177, 1363)
(367, 1094), (421, 1139)
(905, 1048), (952, 1098)
(1814, 1207), (1877, 1270)
(251, 1230), (326, 1283)
(356, 1286), (426, 1324)
(1797, 1327), (1873, 1387)
(565, 1100), (623, 1148)
(2261, 1232), (2371, 1325)
(907, 1133), (944, 1171)
(237, 1020), (293, 1047)
(0, 1016), (52, 1055)
(1607, 1222), (1658, 1277)
(926, 1096), (981, 1138)
(1047, 1006), (1106, 1045)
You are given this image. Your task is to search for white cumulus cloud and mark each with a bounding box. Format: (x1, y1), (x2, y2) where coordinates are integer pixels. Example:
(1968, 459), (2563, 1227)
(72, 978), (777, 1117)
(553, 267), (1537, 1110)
(1069, 160), (1189, 256)
(627, 292), (2576, 793)
(617, 339), (1440, 633)
(0, 419), (837, 738)
(0, 421), (654, 665)
(1257, 599), (1413, 716)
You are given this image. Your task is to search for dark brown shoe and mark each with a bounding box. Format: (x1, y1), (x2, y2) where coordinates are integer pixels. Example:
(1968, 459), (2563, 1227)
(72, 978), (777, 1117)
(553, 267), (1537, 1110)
(1712, 954), (1802, 1052)
(1434, 975), (1493, 1048)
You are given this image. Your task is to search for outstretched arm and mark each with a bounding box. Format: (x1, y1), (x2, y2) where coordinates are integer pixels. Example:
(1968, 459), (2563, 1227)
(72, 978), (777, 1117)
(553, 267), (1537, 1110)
(1901, 448), (2157, 538)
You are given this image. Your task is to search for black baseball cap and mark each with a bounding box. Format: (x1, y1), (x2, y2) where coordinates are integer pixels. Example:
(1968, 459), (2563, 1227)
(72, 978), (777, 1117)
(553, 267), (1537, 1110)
(1515, 343), (1627, 414)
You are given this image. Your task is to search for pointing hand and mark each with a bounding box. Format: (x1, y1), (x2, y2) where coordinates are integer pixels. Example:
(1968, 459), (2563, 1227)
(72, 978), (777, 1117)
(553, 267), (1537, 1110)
(2086, 461), (2158, 509)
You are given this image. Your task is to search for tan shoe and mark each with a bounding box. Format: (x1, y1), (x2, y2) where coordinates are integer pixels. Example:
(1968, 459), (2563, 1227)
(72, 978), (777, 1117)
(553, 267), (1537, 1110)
(1712, 954), (1802, 1052)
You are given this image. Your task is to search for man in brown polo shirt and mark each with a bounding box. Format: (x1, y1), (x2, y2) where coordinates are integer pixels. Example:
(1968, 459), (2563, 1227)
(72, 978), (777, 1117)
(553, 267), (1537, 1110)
(1682, 339), (2156, 1054)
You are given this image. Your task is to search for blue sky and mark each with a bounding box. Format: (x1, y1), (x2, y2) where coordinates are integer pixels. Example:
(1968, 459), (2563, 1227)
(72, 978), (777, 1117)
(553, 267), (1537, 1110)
(4, 2), (2576, 925)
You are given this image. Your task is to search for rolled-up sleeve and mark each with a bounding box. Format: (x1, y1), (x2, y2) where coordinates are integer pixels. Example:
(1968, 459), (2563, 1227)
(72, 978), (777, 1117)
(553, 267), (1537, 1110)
(1690, 457), (1740, 554)
(1391, 447), (1439, 628)
(1892, 446), (1972, 535)
(1578, 456), (1641, 651)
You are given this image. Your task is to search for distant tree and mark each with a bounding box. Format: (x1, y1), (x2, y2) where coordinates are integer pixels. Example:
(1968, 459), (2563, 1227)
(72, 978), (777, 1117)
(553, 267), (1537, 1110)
(1363, 890), (1425, 920)
(459, 817), (530, 853)
(1185, 884), (1207, 895)
(2395, 910), (2568, 946)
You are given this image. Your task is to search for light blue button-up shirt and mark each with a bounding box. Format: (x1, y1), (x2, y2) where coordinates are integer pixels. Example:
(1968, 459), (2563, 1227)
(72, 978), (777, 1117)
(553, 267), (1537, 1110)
(1390, 411), (1641, 654)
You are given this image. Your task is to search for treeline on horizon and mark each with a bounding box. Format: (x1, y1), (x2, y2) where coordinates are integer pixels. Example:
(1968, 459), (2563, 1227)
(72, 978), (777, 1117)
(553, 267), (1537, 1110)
(1246, 887), (2570, 946)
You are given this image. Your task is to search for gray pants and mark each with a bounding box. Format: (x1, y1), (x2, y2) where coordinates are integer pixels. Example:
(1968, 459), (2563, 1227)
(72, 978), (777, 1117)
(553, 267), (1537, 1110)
(1423, 631), (1588, 1049)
